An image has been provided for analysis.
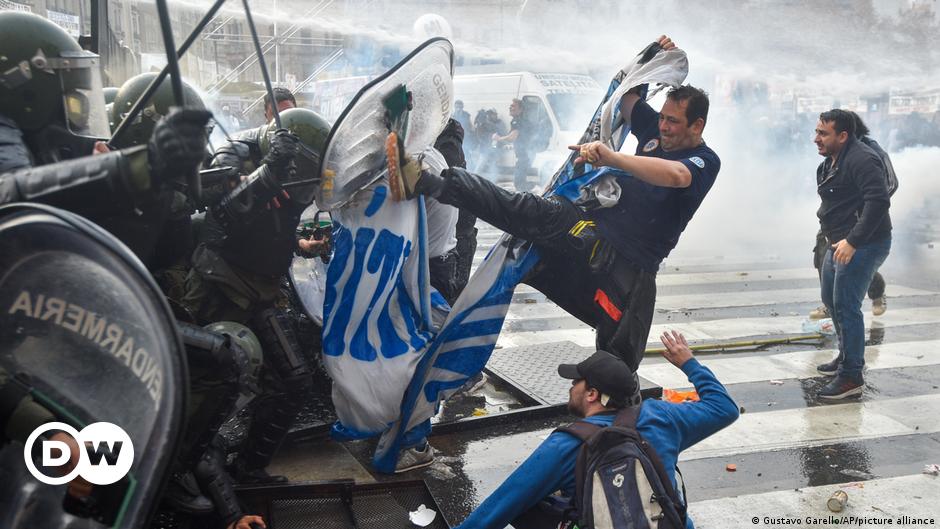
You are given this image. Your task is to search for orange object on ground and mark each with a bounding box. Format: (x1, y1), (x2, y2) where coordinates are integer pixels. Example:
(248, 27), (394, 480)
(726, 464), (737, 472)
(663, 388), (700, 403)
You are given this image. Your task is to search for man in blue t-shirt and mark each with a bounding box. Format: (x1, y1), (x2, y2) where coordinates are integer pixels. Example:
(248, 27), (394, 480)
(453, 331), (739, 529)
(387, 35), (720, 372)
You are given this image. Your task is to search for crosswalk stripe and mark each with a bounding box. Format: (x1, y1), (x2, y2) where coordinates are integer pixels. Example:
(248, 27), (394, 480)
(637, 339), (940, 388)
(682, 394), (940, 461)
(496, 306), (940, 349)
(688, 473), (940, 528)
(504, 286), (935, 319)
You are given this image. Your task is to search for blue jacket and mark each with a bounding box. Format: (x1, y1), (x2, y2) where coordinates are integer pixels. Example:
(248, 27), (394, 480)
(455, 358), (739, 529)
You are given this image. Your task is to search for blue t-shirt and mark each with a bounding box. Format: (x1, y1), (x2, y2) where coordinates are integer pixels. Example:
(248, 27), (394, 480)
(589, 100), (720, 273)
(455, 358), (740, 529)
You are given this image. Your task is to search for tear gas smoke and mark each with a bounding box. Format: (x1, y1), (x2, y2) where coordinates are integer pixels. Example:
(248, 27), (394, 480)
(154, 0), (939, 264)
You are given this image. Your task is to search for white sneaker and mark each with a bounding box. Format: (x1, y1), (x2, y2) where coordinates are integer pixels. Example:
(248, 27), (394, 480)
(872, 297), (886, 316)
(394, 444), (435, 473)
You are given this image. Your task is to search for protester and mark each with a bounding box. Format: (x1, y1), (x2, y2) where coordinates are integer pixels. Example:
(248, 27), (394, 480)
(813, 109), (892, 399)
(810, 110), (896, 320)
(388, 36), (719, 372)
(454, 331), (738, 529)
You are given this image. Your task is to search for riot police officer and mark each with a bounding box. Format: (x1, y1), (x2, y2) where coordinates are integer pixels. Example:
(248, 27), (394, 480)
(182, 107), (330, 483)
(0, 11), (210, 231)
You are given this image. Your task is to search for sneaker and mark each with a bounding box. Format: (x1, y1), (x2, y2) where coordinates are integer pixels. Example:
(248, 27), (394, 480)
(809, 305), (830, 320)
(817, 375), (864, 400)
(872, 297), (886, 316)
(816, 357), (840, 376)
(386, 133), (424, 201)
(394, 443), (435, 473)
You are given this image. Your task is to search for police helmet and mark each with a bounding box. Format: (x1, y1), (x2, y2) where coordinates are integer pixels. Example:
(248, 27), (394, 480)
(110, 72), (207, 148)
(0, 12), (111, 138)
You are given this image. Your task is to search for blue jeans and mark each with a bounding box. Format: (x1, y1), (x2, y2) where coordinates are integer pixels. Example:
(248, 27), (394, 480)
(820, 237), (891, 380)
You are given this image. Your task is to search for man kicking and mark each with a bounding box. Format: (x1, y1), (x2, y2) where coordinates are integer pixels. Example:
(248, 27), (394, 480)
(389, 35), (720, 372)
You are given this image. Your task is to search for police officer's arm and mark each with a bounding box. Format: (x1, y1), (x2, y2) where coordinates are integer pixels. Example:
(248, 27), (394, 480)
(1, 109), (210, 209)
(495, 128), (519, 143)
(658, 331), (739, 451)
(0, 145), (153, 208)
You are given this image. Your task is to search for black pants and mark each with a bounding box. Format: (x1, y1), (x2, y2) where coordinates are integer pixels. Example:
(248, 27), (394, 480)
(814, 231), (885, 299)
(425, 167), (657, 371)
(429, 247), (459, 304)
(454, 209), (478, 297)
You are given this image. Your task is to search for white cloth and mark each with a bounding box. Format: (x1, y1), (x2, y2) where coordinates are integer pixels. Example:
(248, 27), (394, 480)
(424, 197), (458, 257)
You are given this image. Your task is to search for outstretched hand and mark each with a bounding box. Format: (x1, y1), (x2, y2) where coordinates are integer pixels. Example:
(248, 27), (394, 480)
(569, 141), (616, 167)
(659, 330), (693, 368)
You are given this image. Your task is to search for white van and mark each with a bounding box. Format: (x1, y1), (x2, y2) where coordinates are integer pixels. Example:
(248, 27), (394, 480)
(454, 71), (603, 185)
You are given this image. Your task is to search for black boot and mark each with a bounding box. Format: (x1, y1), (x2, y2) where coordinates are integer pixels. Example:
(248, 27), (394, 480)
(163, 471), (214, 515)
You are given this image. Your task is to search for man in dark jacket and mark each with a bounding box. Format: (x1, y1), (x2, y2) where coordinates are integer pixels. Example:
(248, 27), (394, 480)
(813, 109), (892, 400)
(810, 111), (896, 320)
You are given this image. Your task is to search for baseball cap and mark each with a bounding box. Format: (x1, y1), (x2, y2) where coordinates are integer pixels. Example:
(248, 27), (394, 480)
(558, 350), (639, 407)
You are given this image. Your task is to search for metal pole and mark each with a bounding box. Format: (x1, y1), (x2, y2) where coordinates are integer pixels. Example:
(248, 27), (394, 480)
(155, 0), (184, 105)
(241, 0), (281, 128)
(643, 334), (824, 355)
(110, 0), (228, 144)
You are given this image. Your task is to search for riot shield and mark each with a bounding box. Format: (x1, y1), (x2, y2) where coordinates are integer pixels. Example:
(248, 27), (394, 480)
(317, 38), (455, 210)
(0, 203), (187, 528)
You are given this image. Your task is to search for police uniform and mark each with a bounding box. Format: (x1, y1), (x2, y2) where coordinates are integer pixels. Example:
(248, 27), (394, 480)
(181, 125), (316, 482)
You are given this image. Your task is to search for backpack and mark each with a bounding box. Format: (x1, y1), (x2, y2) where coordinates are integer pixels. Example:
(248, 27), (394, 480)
(859, 137), (898, 197)
(558, 407), (688, 529)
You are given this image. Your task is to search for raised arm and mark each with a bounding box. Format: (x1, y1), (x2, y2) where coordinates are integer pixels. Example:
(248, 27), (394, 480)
(658, 330), (740, 451)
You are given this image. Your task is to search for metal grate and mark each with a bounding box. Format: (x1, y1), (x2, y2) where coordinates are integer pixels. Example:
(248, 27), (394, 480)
(239, 480), (450, 529)
(487, 341), (594, 405)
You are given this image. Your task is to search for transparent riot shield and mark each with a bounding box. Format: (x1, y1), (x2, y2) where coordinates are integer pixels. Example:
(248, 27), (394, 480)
(0, 203), (187, 528)
(317, 38), (455, 210)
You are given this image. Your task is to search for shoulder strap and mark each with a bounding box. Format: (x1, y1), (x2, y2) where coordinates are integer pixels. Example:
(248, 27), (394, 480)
(557, 420), (604, 515)
(557, 420), (603, 442)
(612, 405), (640, 429)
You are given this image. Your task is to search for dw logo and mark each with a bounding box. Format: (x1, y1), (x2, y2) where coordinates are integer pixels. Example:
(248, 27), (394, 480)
(23, 422), (134, 485)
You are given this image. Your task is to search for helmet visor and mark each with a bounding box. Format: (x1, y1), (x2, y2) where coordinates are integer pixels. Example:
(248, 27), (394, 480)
(54, 51), (111, 139)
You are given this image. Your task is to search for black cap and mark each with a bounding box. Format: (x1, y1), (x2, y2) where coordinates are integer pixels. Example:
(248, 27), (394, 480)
(558, 350), (639, 407)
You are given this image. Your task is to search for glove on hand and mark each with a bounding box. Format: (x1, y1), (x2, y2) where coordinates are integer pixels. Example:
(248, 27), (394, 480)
(261, 129), (300, 174)
(149, 108), (212, 183)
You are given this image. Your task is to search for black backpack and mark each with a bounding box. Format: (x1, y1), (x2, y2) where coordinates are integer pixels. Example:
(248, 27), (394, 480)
(860, 137), (898, 197)
(558, 407), (688, 529)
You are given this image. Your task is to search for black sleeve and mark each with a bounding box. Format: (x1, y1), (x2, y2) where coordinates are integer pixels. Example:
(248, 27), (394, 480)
(846, 151), (890, 247)
(0, 117), (32, 173)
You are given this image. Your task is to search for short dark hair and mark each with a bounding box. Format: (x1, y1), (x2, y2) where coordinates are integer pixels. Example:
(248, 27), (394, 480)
(264, 87), (296, 110)
(848, 110), (870, 139)
(666, 85), (709, 126)
(819, 109), (856, 137)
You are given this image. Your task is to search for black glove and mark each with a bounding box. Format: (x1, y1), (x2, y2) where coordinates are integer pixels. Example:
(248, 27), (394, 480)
(261, 128), (300, 174)
(148, 108), (212, 183)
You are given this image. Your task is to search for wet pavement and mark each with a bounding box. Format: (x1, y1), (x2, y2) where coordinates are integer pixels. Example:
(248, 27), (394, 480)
(268, 234), (940, 527)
